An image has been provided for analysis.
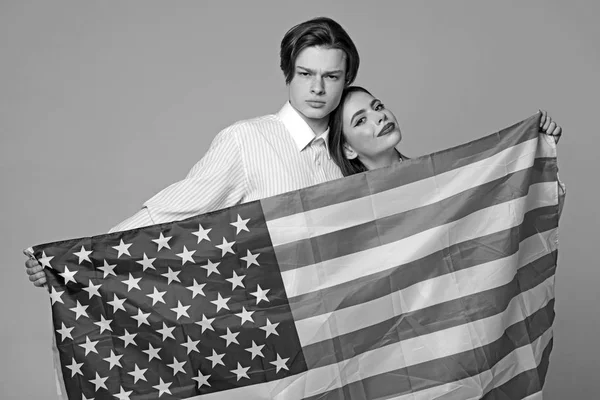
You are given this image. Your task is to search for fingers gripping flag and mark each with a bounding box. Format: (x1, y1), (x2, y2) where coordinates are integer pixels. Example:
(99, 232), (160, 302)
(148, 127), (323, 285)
(29, 113), (564, 399)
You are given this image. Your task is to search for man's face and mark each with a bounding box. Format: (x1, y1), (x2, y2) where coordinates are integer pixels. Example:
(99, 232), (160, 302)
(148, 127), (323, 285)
(288, 46), (347, 131)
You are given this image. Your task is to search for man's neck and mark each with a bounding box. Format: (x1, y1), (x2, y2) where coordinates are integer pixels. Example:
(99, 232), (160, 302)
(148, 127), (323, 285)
(290, 104), (329, 135)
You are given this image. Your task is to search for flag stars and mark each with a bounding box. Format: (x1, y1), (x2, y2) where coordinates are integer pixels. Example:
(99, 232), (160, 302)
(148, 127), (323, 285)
(108, 294), (126, 312)
(103, 349), (123, 369)
(260, 318), (280, 338)
(192, 223), (211, 243)
(79, 336), (99, 356)
(114, 386), (133, 400)
(220, 327), (240, 347)
(73, 246), (93, 264)
(122, 273), (141, 292)
(98, 259), (117, 278)
(171, 301), (190, 320)
(147, 287), (166, 306)
(66, 357), (83, 377)
(136, 253), (156, 271)
(206, 349), (225, 368)
(241, 249), (260, 267)
(230, 363), (250, 381)
(128, 364), (147, 383)
(157, 322), (176, 341)
(176, 246), (196, 265)
(152, 232), (172, 251)
(245, 341), (265, 360)
(82, 281), (102, 299)
(143, 343), (161, 362)
(56, 323), (74, 342)
(94, 315), (113, 334)
(235, 307), (255, 325)
(250, 284), (270, 304)
(181, 336), (200, 355)
(49, 287), (64, 305)
(69, 301), (89, 320)
(167, 357), (187, 375)
(132, 308), (151, 327)
(153, 378), (172, 397)
(38, 251), (54, 268)
(230, 214), (250, 235)
(192, 370), (211, 388)
(195, 314), (215, 333)
(161, 267), (181, 285)
(270, 354), (290, 373)
(119, 329), (137, 348)
(59, 266), (78, 284)
(210, 293), (231, 312)
(201, 259), (221, 277)
(186, 279), (206, 298)
(112, 239), (132, 258)
(226, 270), (245, 290)
(89, 372), (108, 391)
(215, 237), (236, 257)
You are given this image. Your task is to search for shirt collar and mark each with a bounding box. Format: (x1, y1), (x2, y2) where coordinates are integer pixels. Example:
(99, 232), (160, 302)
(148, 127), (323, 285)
(277, 102), (332, 157)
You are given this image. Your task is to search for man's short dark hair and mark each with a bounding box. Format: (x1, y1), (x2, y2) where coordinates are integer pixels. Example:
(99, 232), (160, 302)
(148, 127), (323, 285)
(280, 17), (360, 85)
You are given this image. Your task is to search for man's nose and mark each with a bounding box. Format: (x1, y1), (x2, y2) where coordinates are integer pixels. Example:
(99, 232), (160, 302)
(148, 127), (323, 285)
(311, 78), (325, 95)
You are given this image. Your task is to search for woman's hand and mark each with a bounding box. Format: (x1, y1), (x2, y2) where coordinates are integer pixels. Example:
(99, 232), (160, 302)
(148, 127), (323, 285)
(539, 109), (562, 144)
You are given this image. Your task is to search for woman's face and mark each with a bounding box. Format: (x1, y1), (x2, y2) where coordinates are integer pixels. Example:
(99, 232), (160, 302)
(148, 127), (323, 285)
(341, 91), (402, 161)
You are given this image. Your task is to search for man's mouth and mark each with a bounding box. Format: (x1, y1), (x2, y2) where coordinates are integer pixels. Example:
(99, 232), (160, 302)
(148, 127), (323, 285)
(378, 122), (395, 137)
(306, 100), (326, 108)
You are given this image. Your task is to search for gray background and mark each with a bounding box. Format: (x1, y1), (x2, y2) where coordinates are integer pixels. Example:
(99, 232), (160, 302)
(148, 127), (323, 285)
(1, 1), (598, 398)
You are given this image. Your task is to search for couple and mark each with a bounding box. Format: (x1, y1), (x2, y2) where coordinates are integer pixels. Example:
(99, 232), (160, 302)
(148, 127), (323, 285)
(25, 16), (562, 286)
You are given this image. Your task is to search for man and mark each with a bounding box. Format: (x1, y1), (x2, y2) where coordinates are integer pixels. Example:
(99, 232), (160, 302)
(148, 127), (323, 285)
(25, 16), (360, 286)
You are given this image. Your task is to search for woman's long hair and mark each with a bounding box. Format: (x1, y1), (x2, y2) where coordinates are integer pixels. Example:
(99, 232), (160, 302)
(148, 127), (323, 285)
(328, 86), (407, 177)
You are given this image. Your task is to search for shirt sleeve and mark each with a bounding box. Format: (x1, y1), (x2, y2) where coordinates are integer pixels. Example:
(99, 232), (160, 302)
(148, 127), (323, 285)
(109, 126), (248, 232)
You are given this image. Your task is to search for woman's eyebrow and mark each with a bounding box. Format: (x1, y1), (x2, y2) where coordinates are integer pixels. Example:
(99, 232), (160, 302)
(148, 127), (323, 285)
(350, 99), (379, 124)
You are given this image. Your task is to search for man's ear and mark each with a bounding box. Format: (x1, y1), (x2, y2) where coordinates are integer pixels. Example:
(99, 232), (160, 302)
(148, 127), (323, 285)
(343, 143), (358, 160)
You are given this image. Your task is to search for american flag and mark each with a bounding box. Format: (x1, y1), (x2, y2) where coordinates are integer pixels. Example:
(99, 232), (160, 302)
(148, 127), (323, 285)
(29, 113), (562, 399)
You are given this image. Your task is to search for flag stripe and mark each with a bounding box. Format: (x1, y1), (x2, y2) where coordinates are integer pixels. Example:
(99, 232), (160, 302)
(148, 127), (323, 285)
(287, 210), (557, 322)
(281, 182), (557, 298)
(265, 137), (553, 248)
(301, 249), (556, 367)
(261, 114), (541, 221)
(274, 159), (556, 272)
(301, 303), (554, 400)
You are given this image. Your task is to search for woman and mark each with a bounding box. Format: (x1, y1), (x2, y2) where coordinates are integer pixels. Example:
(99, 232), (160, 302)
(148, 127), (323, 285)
(328, 86), (562, 176)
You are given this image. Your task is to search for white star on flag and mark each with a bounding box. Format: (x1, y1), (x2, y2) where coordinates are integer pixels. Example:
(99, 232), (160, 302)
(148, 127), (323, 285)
(98, 259), (117, 278)
(103, 349), (123, 369)
(49, 287), (64, 305)
(206, 349), (225, 368)
(240, 249), (260, 267)
(231, 363), (250, 381)
(260, 318), (280, 338)
(147, 287), (166, 306)
(192, 370), (211, 388)
(69, 301), (88, 320)
(245, 340), (265, 360)
(195, 314), (215, 333)
(167, 357), (187, 375)
(181, 336), (200, 355)
(119, 329), (137, 348)
(186, 279), (206, 298)
(230, 214), (250, 235)
(171, 301), (190, 320)
(226, 270), (245, 290)
(161, 267), (181, 284)
(136, 253), (156, 271)
(191, 223), (211, 243)
(112, 239), (132, 258)
(215, 237), (236, 256)
(56, 322), (74, 342)
(143, 343), (161, 361)
(59, 266), (77, 284)
(82, 281), (102, 299)
(152, 378), (172, 397)
(108, 294), (126, 312)
(270, 354), (290, 373)
(157, 322), (176, 341)
(73, 246), (92, 264)
(152, 232), (172, 251)
(89, 372), (108, 391)
(94, 315), (113, 334)
(128, 364), (147, 383)
(201, 259), (221, 277)
(66, 357), (83, 377)
(220, 327), (240, 347)
(114, 386), (133, 400)
(122, 273), (141, 292)
(79, 336), (99, 356)
(176, 246), (196, 265)
(235, 307), (255, 325)
(210, 293), (231, 312)
(132, 308), (151, 327)
(38, 251), (54, 268)
(250, 284), (270, 304)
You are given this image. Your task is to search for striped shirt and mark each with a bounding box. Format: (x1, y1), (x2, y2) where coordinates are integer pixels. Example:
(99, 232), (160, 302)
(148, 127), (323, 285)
(109, 102), (343, 232)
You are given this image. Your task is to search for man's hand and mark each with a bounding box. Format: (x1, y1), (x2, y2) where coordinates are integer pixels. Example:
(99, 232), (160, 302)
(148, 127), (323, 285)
(25, 258), (47, 287)
(539, 109), (562, 143)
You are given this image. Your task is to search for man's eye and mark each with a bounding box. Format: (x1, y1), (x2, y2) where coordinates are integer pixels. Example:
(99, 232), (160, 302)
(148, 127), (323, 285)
(298, 72), (309, 76)
(327, 75), (339, 80)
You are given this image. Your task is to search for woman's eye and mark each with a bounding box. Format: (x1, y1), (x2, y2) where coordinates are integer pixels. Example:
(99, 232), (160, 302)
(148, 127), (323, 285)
(355, 117), (366, 126)
(375, 103), (385, 111)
